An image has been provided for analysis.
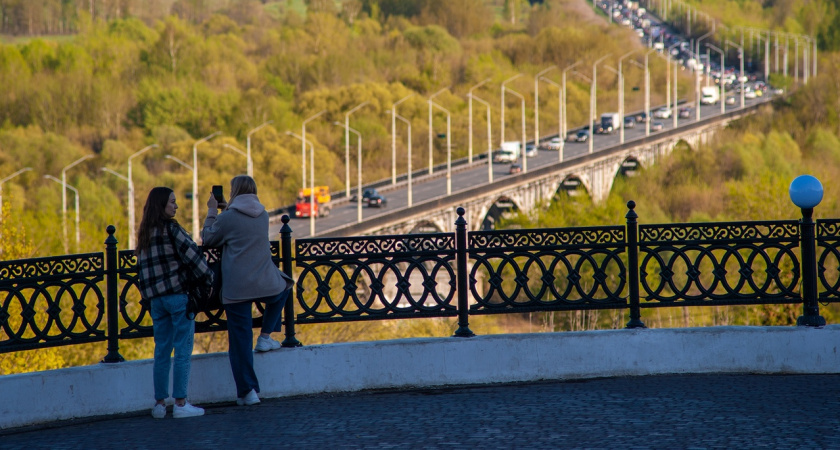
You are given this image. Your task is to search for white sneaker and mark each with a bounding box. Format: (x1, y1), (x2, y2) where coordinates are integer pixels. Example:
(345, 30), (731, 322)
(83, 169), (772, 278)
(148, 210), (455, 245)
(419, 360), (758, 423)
(255, 336), (281, 352)
(151, 403), (166, 419)
(236, 389), (260, 406)
(172, 402), (204, 418)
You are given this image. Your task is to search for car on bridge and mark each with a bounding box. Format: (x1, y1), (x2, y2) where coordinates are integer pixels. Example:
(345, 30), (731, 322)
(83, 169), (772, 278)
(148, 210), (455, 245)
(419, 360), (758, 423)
(508, 163), (522, 174)
(525, 144), (538, 157)
(543, 137), (562, 150)
(679, 107), (692, 118)
(624, 116), (636, 128)
(651, 121), (664, 132)
(653, 107), (672, 119)
(573, 129), (589, 142)
(366, 190), (387, 207)
(351, 188), (386, 207)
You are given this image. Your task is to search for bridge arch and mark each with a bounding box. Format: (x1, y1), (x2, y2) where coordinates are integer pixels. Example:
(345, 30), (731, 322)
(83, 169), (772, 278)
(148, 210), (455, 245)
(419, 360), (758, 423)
(480, 195), (521, 230)
(408, 220), (445, 234)
(555, 174), (591, 198)
(616, 155), (642, 178)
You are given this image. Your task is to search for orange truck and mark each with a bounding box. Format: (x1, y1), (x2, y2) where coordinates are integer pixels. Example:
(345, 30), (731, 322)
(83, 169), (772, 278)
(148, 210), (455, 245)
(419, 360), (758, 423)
(295, 186), (331, 218)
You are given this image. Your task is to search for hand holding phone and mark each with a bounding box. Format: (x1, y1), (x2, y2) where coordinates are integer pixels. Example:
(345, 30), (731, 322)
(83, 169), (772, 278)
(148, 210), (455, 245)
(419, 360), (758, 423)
(210, 185), (227, 210)
(212, 185), (224, 202)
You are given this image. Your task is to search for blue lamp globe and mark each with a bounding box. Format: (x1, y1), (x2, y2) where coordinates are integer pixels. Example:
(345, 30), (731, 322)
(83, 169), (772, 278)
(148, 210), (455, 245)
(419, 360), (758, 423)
(789, 175), (823, 209)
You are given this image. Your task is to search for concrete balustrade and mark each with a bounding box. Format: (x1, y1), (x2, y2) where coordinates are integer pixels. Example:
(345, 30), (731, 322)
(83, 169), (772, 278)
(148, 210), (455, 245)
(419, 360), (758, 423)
(3, 325), (839, 430)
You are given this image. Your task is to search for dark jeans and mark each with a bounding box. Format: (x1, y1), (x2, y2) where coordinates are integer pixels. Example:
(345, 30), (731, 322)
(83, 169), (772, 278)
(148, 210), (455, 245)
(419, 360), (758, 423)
(223, 290), (289, 398)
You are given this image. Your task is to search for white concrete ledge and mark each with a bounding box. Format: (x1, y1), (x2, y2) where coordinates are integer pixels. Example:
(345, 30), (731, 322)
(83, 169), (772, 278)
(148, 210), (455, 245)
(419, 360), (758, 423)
(3, 325), (839, 430)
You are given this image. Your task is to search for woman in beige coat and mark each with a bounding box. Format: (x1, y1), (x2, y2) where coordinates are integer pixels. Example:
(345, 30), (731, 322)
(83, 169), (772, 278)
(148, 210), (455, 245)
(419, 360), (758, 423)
(202, 175), (291, 406)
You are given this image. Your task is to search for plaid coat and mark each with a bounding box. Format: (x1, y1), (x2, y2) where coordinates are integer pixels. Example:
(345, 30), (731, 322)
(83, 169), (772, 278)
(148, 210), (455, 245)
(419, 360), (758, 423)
(136, 222), (214, 300)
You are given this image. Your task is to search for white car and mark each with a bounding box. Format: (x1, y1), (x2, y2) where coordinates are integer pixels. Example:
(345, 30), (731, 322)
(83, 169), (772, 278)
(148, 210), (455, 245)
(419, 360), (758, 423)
(653, 107), (672, 119)
(544, 137), (562, 150)
(744, 89), (757, 99)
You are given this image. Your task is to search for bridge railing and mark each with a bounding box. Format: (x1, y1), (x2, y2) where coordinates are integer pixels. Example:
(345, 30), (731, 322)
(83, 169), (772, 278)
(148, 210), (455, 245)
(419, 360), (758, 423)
(1, 201), (835, 360)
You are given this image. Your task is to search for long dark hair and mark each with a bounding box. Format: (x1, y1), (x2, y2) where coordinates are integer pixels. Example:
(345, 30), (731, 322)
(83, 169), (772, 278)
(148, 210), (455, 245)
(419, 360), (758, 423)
(136, 187), (179, 253)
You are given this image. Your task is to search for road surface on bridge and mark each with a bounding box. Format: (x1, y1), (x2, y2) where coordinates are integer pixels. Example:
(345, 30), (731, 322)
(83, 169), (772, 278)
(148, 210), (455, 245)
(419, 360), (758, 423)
(272, 96), (772, 239)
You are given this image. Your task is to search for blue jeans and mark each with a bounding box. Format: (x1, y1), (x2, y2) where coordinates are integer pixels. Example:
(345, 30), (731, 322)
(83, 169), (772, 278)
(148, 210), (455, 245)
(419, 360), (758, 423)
(151, 293), (195, 401)
(224, 290), (288, 398)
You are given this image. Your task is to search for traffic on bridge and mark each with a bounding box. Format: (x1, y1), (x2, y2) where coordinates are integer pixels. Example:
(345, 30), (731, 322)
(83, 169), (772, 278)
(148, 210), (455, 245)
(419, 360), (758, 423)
(272, 0), (784, 239)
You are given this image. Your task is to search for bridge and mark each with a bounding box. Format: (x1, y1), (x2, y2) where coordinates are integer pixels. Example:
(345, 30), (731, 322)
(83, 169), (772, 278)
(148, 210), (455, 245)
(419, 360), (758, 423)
(270, 97), (772, 238)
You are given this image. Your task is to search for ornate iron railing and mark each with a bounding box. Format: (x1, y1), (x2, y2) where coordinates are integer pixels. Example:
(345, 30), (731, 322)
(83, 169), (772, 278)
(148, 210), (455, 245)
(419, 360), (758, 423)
(0, 202), (834, 360)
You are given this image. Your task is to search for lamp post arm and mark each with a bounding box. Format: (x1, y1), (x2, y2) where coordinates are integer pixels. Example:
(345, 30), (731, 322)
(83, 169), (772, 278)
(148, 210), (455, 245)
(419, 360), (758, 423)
(0, 167), (33, 185)
(164, 155), (194, 171)
(223, 143), (247, 157)
(246, 121), (273, 178)
(101, 167), (128, 182)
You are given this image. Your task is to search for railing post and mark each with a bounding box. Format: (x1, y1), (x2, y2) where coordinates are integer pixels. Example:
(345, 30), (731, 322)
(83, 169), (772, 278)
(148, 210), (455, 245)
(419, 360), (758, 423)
(454, 207), (475, 337)
(280, 215), (302, 347)
(625, 201), (646, 329)
(101, 225), (125, 363)
(796, 207), (826, 327)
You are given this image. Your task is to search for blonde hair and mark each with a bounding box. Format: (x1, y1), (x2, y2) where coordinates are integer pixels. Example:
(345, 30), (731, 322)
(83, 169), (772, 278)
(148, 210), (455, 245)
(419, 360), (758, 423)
(228, 175), (257, 205)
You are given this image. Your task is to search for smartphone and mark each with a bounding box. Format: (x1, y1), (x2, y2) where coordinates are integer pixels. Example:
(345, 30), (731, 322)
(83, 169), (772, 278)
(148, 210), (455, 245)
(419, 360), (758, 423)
(212, 185), (225, 203)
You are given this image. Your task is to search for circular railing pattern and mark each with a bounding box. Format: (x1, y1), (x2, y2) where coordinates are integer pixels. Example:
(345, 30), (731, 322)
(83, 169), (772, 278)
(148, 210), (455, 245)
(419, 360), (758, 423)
(295, 234), (458, 322)
(468, 248), (627, 311)
(0, 254), (106, 352)
(638, 222), (801, 306)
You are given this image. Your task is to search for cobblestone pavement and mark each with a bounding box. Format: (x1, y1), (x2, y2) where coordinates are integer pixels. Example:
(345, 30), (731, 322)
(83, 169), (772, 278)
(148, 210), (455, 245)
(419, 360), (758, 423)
(2, 374), (839, 449)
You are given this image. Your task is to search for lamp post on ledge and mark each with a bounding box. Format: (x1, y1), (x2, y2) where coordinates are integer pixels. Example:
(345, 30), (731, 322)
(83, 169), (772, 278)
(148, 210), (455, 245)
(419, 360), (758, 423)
(789, 175), (826, 327)
(246, 121), (273, 178)
(333, 121), (363, 223)
(127, 144), (158, 249)
(45, 175), (81, 252)
(470, 94), (493, 182)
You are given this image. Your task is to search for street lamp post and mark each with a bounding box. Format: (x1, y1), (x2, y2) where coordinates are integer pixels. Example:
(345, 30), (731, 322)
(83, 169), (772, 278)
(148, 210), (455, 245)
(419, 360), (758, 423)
(726, 40), (745, 108)
(391, 94), (413, 184)
(706, 43), (726, 114)
(534, 65), (557, 152)
(695, 28), (716, 120)
(470, 94), (493, 182)
(430, 99), (453, 194)
(643, 49), (656, 136)
(562, 61), (582, 154)
(618, 50), (639, 144)
(392, 113), (413, 206)
(468, 79), (490, 164)
(589, 54), (611, 154)
(427, 87), (449, 176)
(100, 167), (130, 245)
(45, 175), (81, 252)
(0, 167), (32, 221)
(61, 154), (95, 253)
(654, 44), (680, 128)
(246, 121), (273, 178)
(303, 111), (326, 237)
(127, 144), (158, 249)
(505, 86), (527, 172)
(343, 102), (371, 197)
(602, 64), (621, 133)
(192, 132), (221, 239)
(285, 131), (314, 190)
(334, 122), (364, 222)
(538, 77), (562, 160)
(500, 74), (523, 149)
